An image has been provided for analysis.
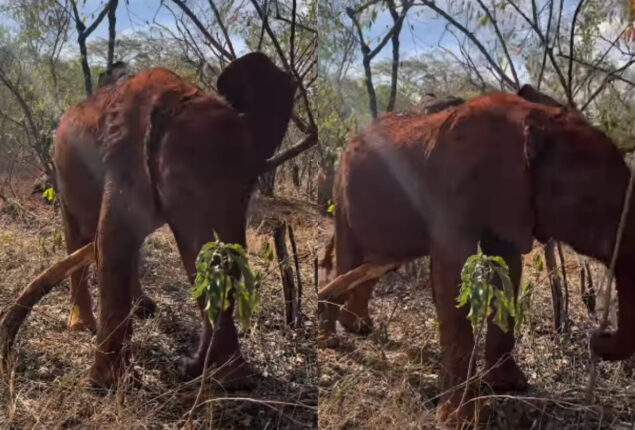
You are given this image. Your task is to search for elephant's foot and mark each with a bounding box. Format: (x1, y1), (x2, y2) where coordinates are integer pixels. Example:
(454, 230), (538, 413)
(132, 294), (157, 319)
(436, 397), (475, 429)
(68, 308), (97, 333)
(181, 353), (257, 390)
(436, 391), (490, 429)
(483, 357), (528, 392)
(338, 309), (373, 335)
(317, 329), (340, 349)
(88, 351), (130, 389)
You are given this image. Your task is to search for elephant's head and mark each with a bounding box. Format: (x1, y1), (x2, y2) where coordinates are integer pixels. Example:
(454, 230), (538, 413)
(217, 53), (296, 162)
(97, 61), (129, 88)
(525, 106), (635, 360)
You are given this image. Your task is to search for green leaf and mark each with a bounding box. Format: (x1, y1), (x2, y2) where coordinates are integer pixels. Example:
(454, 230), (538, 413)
(192, 235), (260, 330)
(457, 243), (530, 335)
(42, 187), (55, 202)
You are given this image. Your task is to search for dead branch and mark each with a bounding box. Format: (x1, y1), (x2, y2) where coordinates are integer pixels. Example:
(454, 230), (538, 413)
(263, 132), (318, 171)
(0, 243), (95, 364)
(169, 0), (235, 61)
(556, 241), (570, 332)
(287, 224), (303, 324)
(273, 222), (298, 327)
(419, 0), (517, 90)
(545, 239), (565, 333)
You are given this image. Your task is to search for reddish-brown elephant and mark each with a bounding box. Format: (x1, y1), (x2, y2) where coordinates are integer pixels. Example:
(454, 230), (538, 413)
(54, 53), (296, 388)
(319, 91), (635, 424)
(320, 85), (564, 337)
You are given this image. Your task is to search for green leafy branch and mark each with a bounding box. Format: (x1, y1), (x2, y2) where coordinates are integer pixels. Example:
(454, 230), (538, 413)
(457, 244), (532, 336)
(191, 235), (260, 330)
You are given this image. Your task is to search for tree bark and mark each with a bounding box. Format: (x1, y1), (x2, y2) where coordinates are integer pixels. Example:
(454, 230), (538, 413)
(545, 239), (565, 332)
(273, 222), (298, 327)
(107, 0), (119, 69)
(288, 224), (302, 325)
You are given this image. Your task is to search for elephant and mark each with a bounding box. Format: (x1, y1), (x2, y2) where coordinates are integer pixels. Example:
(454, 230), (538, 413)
(319, 86), (565, 336)
(318, 90), (635, 424)
(53, 52), (296, 388)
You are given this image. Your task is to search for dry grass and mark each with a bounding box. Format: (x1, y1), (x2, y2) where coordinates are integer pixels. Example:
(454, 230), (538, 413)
(318, 216), (635, 429)
(0, 179), (318, 429)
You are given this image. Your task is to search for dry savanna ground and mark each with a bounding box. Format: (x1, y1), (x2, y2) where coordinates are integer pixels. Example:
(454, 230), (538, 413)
(318, 216), (635, 429)
(0, 177), (318, 429)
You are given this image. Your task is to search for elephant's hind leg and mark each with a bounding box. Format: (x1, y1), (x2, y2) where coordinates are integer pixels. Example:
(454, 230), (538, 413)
(338, 280), (376, 335)
(130, 247), (158, 319)
(320, 206), (375, 335)
(481, 232), (528, 392)
(60, 201), (97, 332)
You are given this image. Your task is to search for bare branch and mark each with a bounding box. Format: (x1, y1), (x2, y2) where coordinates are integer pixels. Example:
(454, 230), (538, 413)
(506, 0), (572, 105)
(475, 0), (520, 88)
(580, 58), (635, 112)
(419, 0), (517, 90)
(568, 0), (586, 98)
(169, 0), (235, 61)
(264, 132), (318, 171)
(207, 0), (236, 58)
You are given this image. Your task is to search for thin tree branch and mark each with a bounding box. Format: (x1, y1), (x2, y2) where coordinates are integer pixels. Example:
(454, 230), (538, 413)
(169, 0), (235, 61)
(506, 0), (572, 105)
(475, 0), (520, 88)
(264, 132), (318, 171)
(568, 0), (586, 98)
(207, 0), (236, 58)
(418, 0), (517, 90)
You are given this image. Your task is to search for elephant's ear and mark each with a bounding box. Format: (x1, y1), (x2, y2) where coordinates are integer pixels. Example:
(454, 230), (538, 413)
(517, 84), (564, 108)
(216, 52), (296, 115)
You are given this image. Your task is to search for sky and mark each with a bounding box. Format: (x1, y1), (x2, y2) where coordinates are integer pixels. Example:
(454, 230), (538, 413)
(333, 0), (632, 85)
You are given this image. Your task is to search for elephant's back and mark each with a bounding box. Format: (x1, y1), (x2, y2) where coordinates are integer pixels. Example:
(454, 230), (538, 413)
(335, 120), (434, 260)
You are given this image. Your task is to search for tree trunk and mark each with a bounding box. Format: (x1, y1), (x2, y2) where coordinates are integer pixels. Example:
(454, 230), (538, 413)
(259, 169), (276, 196)
(107, 0), (119, 69)
(288, 224), (302, 325)
(545, 239), (565, 332)
(580, 258), (596, 315)
(273, 222), (298, 327)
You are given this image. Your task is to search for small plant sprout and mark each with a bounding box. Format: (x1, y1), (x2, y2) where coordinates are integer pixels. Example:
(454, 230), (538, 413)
(42, 187), (55, 203)
(457, 244), (532, 336)
(191, 234), (260, 330)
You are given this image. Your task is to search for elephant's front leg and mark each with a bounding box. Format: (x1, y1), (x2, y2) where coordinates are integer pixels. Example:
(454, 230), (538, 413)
(481, 234), (527, 392)
(89, 178), (151, 388)
(431, 237), (479, 426)
(168, 212), (253, 389)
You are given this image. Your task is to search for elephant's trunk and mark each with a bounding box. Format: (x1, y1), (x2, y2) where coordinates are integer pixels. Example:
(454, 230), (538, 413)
(591, 227), (635, 361)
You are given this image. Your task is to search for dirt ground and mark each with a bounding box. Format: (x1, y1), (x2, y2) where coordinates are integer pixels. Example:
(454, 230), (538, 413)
(0, 178), (318, 429)
(317, 216), (635, 429)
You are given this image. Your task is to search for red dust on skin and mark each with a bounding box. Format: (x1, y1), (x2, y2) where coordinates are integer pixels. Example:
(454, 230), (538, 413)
(319, 91), (635, 425)
(54, 53), (296, 388)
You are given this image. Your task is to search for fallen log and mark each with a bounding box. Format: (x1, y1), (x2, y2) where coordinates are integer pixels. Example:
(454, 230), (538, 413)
(0, 242), (95, 363)
(317, 262), (401, 301)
